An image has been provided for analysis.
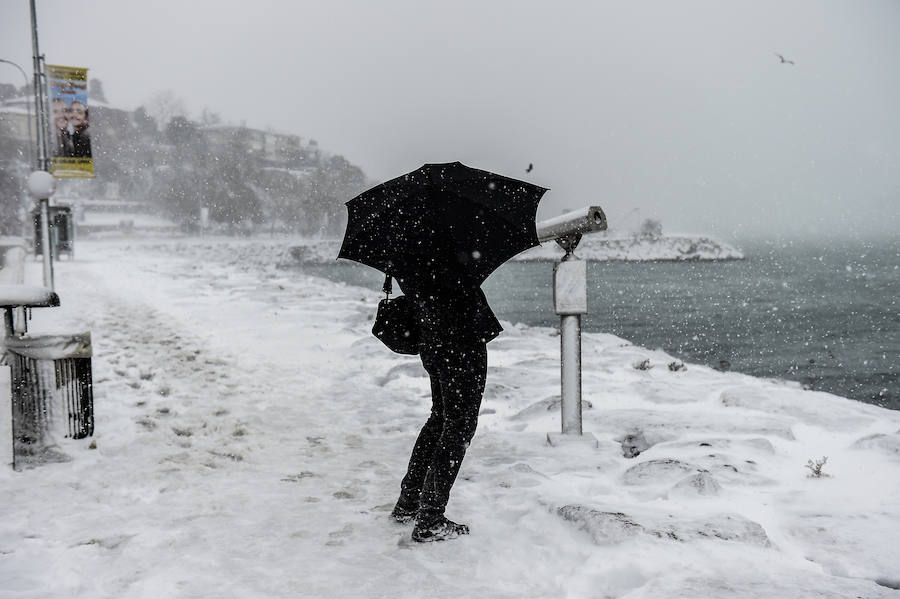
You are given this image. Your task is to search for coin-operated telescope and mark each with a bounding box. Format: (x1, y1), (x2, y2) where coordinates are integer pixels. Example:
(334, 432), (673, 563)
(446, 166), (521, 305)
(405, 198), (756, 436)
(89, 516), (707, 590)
(534, 206), (607, 446)
(536, 206), (607, 247)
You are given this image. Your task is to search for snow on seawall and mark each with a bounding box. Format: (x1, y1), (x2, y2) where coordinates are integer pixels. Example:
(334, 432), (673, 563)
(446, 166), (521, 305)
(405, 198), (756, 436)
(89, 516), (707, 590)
(514, 234), (745, 262)
(281, 234), (745, 265)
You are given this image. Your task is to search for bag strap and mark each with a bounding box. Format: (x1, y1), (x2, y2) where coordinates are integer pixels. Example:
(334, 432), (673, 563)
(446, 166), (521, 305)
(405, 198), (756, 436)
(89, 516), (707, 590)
(381, 274), (392, 299)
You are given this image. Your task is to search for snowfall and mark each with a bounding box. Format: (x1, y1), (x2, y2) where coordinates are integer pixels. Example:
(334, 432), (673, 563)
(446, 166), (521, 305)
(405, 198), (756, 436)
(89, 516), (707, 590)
(1, 238), (899, 599)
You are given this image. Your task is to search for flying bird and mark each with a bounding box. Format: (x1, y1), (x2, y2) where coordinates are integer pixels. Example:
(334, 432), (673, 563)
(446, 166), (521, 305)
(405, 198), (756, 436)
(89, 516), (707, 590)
(526, 163), (533, 173)
(775, 53), (795, 65)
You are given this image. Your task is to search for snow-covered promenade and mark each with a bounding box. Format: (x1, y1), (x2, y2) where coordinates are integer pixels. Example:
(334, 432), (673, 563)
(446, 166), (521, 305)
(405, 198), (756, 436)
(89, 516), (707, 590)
(2, 238), (899, 598)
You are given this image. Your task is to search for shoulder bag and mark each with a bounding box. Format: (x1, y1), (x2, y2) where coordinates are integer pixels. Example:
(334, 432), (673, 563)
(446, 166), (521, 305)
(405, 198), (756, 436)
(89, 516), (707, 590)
(372, 274), (420, 355)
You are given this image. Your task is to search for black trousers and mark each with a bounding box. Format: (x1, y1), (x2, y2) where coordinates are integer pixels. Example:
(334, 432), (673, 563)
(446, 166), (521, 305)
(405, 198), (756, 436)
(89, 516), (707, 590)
(399, 341), (488, 518)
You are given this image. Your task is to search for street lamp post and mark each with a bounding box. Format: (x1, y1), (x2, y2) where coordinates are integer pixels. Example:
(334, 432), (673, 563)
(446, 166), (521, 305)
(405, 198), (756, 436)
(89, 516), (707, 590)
(29, 0), (49, 173)
(28, 0), (54, 290)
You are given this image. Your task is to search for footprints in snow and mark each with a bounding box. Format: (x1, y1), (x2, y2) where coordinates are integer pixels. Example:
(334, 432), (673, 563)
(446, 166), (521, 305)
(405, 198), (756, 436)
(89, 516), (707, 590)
(280, 438), (386, 508)
(92, 300), (251, 464)
(281, 471), (316, 483)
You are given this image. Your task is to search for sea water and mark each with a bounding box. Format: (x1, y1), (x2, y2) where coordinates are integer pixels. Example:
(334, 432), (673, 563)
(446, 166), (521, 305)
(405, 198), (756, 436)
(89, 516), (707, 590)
(302, 239), (899, 410)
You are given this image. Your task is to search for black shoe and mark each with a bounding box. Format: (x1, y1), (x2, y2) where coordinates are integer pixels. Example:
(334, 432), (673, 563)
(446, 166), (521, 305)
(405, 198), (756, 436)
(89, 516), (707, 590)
(390, 503), (418, 524)
(411, 515), (469, 542)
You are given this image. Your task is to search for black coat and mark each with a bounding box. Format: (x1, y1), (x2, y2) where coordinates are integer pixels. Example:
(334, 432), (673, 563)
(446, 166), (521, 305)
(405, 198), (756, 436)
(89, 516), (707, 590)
(71, 126), (91, 158)
(400, 281), (502, 348)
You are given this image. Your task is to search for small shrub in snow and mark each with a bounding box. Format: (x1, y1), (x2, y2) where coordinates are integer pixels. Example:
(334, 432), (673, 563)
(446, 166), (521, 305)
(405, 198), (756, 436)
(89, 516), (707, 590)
(633, 359), (653, 371)
(805, 456), (830, 478)
(668, 361), (687, 372)
(618, 430), (651, 458)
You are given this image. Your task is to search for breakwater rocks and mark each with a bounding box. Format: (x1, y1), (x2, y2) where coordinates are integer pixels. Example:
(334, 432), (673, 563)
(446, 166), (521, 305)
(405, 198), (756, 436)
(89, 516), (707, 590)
(513, 235), (744, 262)
(280, 235), (744, 265)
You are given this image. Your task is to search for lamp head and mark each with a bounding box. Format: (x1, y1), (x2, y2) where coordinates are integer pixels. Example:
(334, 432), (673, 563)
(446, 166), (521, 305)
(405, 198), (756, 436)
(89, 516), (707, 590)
(27, 170), (56, 199)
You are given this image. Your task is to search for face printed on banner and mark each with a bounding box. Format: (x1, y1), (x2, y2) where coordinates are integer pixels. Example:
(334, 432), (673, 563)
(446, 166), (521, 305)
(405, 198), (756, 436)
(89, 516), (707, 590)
(69, 101), (88, 130)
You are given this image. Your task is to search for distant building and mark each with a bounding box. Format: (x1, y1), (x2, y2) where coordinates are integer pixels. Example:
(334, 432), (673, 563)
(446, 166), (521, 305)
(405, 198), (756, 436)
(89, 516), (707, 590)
(0, 96), (35, 149)
(264, 130), (302, 163)
(70, 196), (179, 237)
(202, 124), (303, 164)
(203, 124), (261, 155)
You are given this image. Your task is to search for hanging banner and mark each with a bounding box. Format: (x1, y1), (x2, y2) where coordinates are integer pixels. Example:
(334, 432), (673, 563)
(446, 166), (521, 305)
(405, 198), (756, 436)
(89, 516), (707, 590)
(45, 64), (94, 178)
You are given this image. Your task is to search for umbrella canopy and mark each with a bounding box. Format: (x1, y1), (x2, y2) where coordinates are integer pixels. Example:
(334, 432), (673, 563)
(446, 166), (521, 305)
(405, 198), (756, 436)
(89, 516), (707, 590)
(338, 162), (548, 289)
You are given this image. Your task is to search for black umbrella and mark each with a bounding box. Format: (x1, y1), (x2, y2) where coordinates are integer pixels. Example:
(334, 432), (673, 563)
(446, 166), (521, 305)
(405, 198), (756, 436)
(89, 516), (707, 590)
(338, 162), (548, 289)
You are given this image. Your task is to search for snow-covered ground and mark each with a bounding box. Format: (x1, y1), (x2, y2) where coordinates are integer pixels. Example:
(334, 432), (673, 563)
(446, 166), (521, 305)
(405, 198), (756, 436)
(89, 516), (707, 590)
(1, 238), (898, 598)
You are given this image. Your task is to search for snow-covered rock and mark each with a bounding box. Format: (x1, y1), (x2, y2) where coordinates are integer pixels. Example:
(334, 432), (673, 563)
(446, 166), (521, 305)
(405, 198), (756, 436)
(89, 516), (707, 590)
(277, 234), (745, 265)
(515, 234), (745, 262)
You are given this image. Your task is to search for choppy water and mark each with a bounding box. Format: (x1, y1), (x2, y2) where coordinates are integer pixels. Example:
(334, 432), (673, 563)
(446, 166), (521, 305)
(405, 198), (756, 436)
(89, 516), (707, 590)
(301, 239), (900, 410)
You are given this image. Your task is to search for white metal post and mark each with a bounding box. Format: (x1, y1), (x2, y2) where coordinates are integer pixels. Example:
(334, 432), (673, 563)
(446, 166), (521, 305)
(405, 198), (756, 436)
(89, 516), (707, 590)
(554, 257), (587, 434)
(548, 255), (596, 446)
(39, 199), (53, 287)
(27, 172), (56, 290)
(559, 313), (582, 434)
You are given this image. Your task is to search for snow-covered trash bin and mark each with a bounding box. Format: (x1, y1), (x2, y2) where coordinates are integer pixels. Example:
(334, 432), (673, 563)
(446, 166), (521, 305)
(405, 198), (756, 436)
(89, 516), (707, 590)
(3, 333), (94, 450)
(0, 284), (92, 468)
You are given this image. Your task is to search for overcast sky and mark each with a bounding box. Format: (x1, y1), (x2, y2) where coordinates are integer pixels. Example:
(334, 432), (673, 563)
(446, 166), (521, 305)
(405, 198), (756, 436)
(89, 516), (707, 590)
(2, 0), (898, 241)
